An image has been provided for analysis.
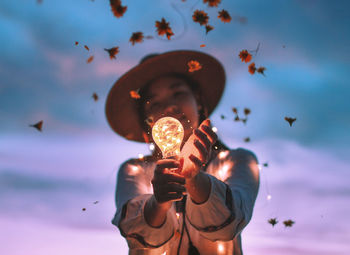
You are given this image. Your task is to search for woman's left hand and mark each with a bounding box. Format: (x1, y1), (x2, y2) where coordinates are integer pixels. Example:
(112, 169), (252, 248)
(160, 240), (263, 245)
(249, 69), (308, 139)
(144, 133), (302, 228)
(189, 119), (218, 171)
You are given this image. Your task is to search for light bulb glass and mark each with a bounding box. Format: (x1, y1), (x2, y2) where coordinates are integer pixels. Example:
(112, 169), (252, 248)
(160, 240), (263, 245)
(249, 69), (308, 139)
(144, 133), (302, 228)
(152, 117), (184, 158)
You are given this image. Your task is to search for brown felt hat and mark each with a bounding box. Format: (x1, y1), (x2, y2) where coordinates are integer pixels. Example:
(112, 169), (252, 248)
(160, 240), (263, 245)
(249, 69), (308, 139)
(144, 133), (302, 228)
(105, 50), (226, 143)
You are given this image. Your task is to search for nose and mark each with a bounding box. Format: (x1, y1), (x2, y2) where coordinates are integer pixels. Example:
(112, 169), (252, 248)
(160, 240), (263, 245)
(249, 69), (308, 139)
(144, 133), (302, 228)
(163, 104), (182, 116)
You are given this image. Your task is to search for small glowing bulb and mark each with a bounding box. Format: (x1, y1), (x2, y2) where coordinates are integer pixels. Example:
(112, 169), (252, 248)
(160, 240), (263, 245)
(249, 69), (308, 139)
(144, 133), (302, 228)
(161, 252), (167, 255)
(218, 243), (224, 253)
(149, 143), (155, 151)
(212, 126), (218, 133)
(267, 194), (272, 200)
(138, 153), (144, 159)
(218, 150), (229, 159)
(152, 117), (184, 158)
(176, 213), (180, 220)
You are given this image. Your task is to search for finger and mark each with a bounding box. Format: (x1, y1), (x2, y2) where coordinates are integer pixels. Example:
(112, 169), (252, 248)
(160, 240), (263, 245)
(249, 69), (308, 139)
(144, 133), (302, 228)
(189, 154), (205, 169)
(166, 193), (184, 202)
(194, 129), (211, 150)
(163, 183), (186, 193)
(201, 124), (218, 144)
(163, 172), (186, 184)
(155, 159), (180, 173)
(194, 139), (208, 162)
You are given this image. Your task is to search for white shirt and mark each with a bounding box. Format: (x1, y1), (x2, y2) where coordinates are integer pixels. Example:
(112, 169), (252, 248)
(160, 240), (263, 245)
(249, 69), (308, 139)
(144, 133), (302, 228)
(112, 148), (260, 255)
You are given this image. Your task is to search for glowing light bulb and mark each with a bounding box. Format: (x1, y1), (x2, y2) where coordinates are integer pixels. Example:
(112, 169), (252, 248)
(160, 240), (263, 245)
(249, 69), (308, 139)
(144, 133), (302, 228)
(152, 117), (184, 158)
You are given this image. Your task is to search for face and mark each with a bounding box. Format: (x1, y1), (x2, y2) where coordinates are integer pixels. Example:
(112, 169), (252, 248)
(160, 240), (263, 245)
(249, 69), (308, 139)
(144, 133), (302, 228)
(142, 75), (200, 142)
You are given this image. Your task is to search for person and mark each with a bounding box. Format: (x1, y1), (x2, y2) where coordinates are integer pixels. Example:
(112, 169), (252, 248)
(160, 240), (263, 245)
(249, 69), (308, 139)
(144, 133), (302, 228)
(106, 50), (260, 255)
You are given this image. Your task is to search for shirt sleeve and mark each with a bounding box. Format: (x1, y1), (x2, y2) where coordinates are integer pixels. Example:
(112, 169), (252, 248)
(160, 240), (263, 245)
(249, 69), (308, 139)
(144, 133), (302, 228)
(185, 148), (260, 241)
(111, 159), (177, 249)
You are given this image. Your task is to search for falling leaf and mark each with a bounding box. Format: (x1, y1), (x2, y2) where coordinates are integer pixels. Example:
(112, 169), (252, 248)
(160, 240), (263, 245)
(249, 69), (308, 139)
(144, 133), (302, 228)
(155, 18), (174, 40)
(187, 60), (202, 72)
(82, 208), (86, 211)
(232, 107), (238, 114)
(263, 162), (268, 167)
(87, 55), (94, 63)
(248, 62), (256, 74)
(239, 50), (252, 63)
(244, 108), (251, 115)
(92, 93), (98, 101)
(234, 116), (240, 121)
(200, 44), (206, 47)
(257, 66), (266, 76)
(220, 114), (225, 119)
(84, 45), (90, 51)
(205, 24), (214, 34)
(130, 89), (141, 99)
(75, 41), (79, 46)
(283, 219), (295, 227)
(203, 0), (221, 7)
(93, 201), (99, 204)
(110, 0), (127, 18)
(242, 118), (247, 124)
(129, 32), (144, 45)
(192, 10), (209, 26)
(29, 120), (43, 132)
(284, 117), (296, 127)
(268, 218), (278, 227)
(244, 137), (250, 142)
(218, 9), (231, 23)
(104, 47), (119, 59)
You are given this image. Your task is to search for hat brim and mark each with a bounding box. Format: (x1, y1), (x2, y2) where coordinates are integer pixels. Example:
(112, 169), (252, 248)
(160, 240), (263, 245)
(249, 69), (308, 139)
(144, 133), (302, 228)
(105, 50), (226, 143)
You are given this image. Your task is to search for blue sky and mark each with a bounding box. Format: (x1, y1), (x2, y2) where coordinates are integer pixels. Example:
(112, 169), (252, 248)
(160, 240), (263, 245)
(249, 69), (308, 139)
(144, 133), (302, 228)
(1, 0), (350, 254)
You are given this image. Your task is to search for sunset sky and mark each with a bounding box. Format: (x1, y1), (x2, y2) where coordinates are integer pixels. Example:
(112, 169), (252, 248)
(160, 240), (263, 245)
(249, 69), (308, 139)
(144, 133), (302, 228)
(1, 0), (349, 254)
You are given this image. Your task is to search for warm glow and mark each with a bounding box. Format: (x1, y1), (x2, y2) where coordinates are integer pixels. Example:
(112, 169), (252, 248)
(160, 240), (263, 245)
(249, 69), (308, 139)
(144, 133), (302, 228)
(128, 165), (139, 176)
(218, 150), (229, 159)
(216, 162), (233, 182)
(176, 213), (180, 220)
(212, 126), (218, 133)
(138, 153), (144, 159)
(161, 252), (167, 255)
(267, 194), (272, 200)
(218, 243), (224, 253)
(152, 117), (184, 158)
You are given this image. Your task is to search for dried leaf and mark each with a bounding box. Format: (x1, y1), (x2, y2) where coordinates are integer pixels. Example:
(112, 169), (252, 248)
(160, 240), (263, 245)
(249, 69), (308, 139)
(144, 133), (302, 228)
(218, 9), (231, 23)
(155, 18), (174, 40)
(205, 24), (214, 34)
(192, 10), (209, 26)
(283, 219), (295, 227)
(129, 32), (144, 45)
(104, 47), (119, 59)
(263, 162), (268, 167)
(232, 107), (238, 114)
(200, 44), (206, 47)
(187, 60), (202, 72)
(234, 115), (240, 121)
(257, 66), (266, 76)
(239, 50), (252, 63)
(29, 120), (43, 132)
(130, 89), (141, 99)
(248, 62), (256, 74)
(244, 137), (250, 142)
(87, 55), (94, 63)
(75, 41), (79, 46)
(93, 201), (99, 204)
(92, 93), (98, 101)
(82, 208), (86, 211)
(84, 45), (90, 51)
(220, 114), (225, 119)
(203, 0), (221, 7)
(244, 108), (251, 115)
(242, 118), (247, 124)
(284, 117), (296, 127)
(110, 0), (127, 18)
(268, 218), (278, 227)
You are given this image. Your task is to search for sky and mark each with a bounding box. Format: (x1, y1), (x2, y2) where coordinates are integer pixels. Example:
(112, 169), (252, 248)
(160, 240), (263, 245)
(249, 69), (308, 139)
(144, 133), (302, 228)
(0, 0), (350, 254)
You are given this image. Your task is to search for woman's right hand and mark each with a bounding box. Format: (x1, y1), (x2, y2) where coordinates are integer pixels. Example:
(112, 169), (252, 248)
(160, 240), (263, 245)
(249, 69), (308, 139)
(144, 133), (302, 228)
(151, 158), (186, 210)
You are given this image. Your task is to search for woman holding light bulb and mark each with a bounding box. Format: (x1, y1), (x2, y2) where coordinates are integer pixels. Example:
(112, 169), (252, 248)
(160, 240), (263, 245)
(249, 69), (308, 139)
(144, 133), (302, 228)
(106, 50), (260, 255)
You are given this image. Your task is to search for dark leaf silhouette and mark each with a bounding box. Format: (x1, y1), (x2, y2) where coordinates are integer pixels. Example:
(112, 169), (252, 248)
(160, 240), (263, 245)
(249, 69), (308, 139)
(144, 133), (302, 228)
(110, 0), (127, 18)
(257, 66), (266, 76)
(268, 218), (278, 227)
(220, 114), (225, 119)
(283, 219), (295, 227)
(244, 108), (251, 115)
(155, 18), (174, 40)
(263, 162), (268, 167)
(242, 118), (247, 124)
(93, 201), (99, 204)
(75, 41), (79, 46)
(188, 60), (202, 72)
(203, 0), (221, 7)
(192, 10), (209, 26)
(205, 24), (214, 34)
(248, 62), (256, 74)
(232, 107), (238, 114)
(92, 93), (98, 101)
(285, 117), (296, 127)
(239, 50), (252, 63)
(218, 9), (231, 23)
(86, 55), (94, 63)
(84, 45), (90, 51)
(104, 47), (119, 59)
(129, 32), (144, 45)
(82, 208), (86, 211)
(29, 120), (43, 132)
(234, 115), (240, 121)
(244, 137), (250, 142)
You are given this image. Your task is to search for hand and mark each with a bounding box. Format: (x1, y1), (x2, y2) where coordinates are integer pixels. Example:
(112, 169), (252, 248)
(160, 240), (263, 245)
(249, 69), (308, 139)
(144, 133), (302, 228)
(181, 119), (218, 179)
(151, 157), (186, 210)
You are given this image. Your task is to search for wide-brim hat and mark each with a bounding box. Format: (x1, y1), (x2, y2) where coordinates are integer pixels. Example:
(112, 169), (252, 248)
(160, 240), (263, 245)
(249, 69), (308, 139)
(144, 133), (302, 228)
(105, 50), (226, 143)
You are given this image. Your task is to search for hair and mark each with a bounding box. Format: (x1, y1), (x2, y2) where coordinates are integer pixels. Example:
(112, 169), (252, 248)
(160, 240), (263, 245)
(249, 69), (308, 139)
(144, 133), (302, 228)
(136, 72), (230, 163)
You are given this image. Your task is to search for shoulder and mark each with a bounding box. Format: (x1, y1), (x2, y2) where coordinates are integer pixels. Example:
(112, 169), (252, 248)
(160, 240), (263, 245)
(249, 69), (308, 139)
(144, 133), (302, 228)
(216, 148), (258, 164)
(117, 156), (155, 177)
